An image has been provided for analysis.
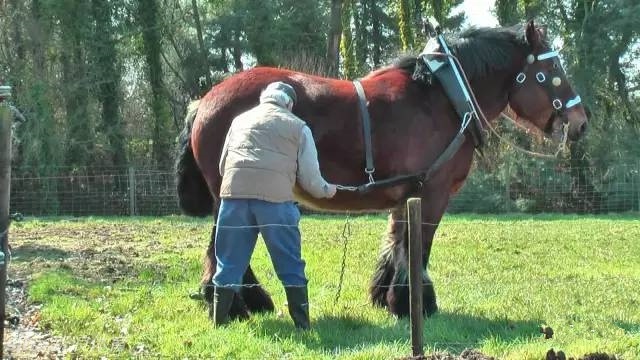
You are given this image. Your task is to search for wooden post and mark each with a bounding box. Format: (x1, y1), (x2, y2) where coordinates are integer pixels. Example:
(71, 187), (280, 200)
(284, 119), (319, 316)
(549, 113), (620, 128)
(407, 197), (423, 357)
(128, 167), (136, 216)
(0, 85), (13, 358)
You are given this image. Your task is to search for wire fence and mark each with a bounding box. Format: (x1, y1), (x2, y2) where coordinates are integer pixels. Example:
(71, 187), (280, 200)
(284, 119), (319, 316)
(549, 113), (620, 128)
(449, 162), (640, 214)
(8, 163), (640, 217)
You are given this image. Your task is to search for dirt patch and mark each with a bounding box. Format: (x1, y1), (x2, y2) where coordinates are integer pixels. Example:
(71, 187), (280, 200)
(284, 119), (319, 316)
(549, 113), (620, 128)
(9, 224), (147, 284)
(400, 349), (495, 360)
(546, 348), (620, 360)
(4, 278), (75, 359)
(4, 223), (161, 358)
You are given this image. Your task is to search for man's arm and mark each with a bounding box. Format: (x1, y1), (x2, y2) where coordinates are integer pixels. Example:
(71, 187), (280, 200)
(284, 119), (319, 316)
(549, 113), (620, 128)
(296, 126), (336, 198)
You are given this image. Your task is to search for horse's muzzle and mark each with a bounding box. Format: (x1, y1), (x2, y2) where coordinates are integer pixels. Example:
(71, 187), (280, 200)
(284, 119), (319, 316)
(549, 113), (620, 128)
(566, 107), (588, 141)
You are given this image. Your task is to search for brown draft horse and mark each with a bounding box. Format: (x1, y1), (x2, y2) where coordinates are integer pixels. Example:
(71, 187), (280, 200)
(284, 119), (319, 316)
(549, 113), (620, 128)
(175, 21), (588, 319)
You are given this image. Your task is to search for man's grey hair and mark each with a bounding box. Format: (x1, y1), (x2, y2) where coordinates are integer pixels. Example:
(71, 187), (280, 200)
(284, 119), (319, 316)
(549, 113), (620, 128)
(259, 88), (293, 108)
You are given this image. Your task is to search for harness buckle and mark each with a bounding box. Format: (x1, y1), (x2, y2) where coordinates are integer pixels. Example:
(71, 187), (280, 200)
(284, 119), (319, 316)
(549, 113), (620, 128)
(536, 72), (546, 83)
(553, 99), (563, 110)
(460, 111), (473, 133)
(516, 73), (526, 84)
(365, 168), (375, 184)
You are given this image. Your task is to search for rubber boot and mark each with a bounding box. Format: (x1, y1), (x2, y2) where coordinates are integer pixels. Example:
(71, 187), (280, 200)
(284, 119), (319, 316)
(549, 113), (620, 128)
(209, 287), (235, 327)
(284, 286), (310, 330)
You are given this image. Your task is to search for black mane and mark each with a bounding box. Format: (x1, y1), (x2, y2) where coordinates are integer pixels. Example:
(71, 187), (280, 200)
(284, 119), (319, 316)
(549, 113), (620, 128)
(392, 24), (531, 80)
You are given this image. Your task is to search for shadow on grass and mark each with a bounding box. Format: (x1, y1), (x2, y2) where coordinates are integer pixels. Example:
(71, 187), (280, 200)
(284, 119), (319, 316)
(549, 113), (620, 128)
(614, 321), (640, 335)
(11, 244), (71, 263)
(254, 310), (542, 353)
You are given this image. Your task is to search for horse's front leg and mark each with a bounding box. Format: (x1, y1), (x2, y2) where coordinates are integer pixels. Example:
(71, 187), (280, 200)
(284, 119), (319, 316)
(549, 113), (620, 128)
(418, 193), (448, 316)
(369, 189), (449, 317)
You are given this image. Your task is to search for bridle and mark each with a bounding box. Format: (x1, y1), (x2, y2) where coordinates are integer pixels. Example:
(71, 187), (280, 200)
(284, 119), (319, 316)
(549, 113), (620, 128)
(514, 49), (582, 121)
(502, 48), (584, 156)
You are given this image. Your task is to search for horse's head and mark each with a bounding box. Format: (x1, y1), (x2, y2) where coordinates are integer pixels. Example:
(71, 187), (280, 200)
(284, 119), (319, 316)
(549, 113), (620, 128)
(508, 20), (588, 142)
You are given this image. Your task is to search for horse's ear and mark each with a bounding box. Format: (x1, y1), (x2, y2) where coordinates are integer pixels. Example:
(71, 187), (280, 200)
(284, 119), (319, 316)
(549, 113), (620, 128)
(525, 19), (541, 47)
(537, 25), (548, 40)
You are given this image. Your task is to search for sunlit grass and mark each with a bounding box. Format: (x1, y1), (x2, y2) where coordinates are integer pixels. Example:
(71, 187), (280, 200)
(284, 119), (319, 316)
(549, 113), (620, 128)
(10, 214), (640, 359)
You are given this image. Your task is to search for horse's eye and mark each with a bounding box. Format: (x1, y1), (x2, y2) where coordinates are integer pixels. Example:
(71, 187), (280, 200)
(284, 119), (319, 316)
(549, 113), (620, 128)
(552, 62), (559, 69)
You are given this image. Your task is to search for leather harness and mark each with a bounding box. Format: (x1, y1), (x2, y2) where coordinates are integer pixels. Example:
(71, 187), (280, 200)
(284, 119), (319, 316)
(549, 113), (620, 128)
(347, 22), (582, 195)
(350, 25), (484, 194)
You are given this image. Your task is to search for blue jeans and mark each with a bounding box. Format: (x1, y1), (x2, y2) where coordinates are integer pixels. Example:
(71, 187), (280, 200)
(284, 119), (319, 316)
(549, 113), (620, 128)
(212, 199), (307, 291)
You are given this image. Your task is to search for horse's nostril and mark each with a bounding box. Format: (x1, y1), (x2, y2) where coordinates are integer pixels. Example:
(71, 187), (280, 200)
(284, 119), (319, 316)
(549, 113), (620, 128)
(579, 122), (587, 134)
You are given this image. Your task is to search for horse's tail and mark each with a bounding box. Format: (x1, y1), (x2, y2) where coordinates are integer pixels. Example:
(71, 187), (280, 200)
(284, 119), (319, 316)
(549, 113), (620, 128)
(175, 100), (213, 217)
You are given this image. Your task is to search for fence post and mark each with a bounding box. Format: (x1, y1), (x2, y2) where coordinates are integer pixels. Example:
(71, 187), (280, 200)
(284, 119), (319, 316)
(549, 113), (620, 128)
(407, 197), (423, 357)
(0, 85), (13, 358)
(128, 167), (136, 216)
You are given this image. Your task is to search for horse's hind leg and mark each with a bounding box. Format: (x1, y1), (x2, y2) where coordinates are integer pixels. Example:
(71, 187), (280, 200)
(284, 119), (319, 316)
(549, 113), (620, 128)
(202, 206), (274, 318)
(241, 266), (275, 313)
(202, 207), (252, 320)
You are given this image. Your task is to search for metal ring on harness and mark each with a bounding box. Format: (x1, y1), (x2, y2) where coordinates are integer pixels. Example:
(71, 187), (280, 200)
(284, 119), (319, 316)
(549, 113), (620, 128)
(553, 99), (563, 110)
(461, 112), (474, 133)
(365, 167), (375, 184)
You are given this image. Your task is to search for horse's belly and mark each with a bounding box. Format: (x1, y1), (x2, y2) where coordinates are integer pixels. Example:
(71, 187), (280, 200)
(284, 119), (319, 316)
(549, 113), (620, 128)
(293, 184), (410, 212)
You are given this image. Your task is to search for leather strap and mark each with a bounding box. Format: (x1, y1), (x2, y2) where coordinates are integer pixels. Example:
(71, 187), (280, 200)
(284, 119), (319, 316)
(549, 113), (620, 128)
(352, 81), (375, 182)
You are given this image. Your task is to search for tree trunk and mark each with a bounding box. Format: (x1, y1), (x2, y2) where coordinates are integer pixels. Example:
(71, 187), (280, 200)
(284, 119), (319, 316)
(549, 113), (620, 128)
(495, 0), (519, 26)
(429, 0), (444, 25)
(59, 1), (92, 167)
(371, 1), (382, 67)
(138, 0), (173, 168)
(232, 29), (244, 72)
(398, 0), (414, 51)
(8, 0), (25, 66)
(326, 0), (343, 76)
(608, 29), (638, 124)
(340, 0), (356, 79)
(522, 0), (539, 20)
(91, 0), (127, 168)
(191, 0), (212, 87)
(24, 0), (61, 169)
(245, 5), (276, 66)
(354, 0), (369, 74)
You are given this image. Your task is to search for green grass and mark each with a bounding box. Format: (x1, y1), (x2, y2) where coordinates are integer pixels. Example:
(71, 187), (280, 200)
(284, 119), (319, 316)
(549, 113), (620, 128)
(9, 214), (640, 359)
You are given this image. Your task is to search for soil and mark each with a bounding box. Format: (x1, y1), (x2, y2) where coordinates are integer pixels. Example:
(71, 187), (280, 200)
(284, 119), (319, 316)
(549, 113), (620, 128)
(400, 349), (495, 360)
(546, 348), (620, 360)
(4, 277), (73, 359)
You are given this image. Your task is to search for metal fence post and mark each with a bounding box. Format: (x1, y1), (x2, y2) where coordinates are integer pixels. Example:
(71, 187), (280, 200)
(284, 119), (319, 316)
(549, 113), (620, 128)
(407, 198), (423, 357)
(128, 167), (136, 216)
(0, 85), (13, 358)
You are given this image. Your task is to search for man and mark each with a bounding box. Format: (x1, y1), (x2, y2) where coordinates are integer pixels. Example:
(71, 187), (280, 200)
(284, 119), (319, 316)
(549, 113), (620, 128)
(211, 81), (337, 329)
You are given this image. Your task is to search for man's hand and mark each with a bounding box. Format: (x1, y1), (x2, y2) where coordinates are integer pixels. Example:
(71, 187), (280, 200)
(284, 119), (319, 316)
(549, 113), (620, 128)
(325, 184), (337, 198)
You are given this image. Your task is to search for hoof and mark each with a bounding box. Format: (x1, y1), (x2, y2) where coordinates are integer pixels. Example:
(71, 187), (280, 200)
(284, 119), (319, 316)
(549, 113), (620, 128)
(189, 291), (204, 301)
(203, 283), (215, 303)
(423, 282), (438, 317)
(424, 298), (438, 317)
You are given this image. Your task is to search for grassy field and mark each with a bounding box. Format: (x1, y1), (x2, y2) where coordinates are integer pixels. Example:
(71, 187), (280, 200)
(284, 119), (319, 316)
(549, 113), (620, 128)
(8, 214), (640, 359)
